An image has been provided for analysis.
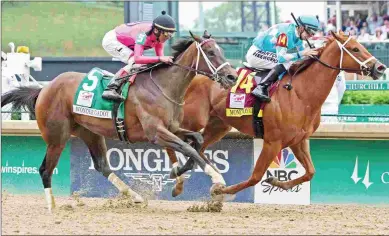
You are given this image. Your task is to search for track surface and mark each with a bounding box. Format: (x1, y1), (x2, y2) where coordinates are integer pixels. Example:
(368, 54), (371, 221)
(2, 194), (389, 235)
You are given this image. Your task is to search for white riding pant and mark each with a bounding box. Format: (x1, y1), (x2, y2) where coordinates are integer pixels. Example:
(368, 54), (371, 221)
(102, 29), (134, 64)
(245, 45), (293, 70)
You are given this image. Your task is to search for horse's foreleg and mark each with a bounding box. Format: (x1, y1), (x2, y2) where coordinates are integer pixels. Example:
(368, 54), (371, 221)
(266, 139), (315, 190)
(165, 147), (187, 197)
(220, 140), (281, 195)
(169, 118), (232, 197)
(75, 127), (144, 203)
(153, 126), (226, 191)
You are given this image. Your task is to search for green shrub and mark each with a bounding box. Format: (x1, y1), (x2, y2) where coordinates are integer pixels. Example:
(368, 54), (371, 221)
(341, 91), (389, 104)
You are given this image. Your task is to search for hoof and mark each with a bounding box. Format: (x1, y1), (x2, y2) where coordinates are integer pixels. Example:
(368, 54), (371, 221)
(264, 176), (277, 185)
(210, 183), (225, 196)
(170, 166), (179, 179)
(132, 194), (144, 204)
(264, 177), (278, 186)
(210, 183), (234, 202)
(172, 182), (184, 197)
(122, 189), (144, 204)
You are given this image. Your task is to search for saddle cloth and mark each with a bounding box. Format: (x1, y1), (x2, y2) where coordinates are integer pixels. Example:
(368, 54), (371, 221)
(72, 67), (132, 119)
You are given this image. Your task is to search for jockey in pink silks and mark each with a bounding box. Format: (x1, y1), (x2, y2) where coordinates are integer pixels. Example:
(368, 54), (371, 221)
(101, 10), (176, 102)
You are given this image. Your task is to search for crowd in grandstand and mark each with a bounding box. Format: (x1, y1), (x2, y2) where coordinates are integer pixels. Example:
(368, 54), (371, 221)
(323, 12), (389, 42)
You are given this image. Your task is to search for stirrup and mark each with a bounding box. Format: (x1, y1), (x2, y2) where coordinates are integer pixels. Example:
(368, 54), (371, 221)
(102, 90), (125, 102)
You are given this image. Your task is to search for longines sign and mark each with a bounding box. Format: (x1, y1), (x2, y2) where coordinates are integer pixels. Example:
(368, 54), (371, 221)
(70, 138), (254, 202)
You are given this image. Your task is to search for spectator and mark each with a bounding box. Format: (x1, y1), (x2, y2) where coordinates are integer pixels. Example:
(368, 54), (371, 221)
(367, 13), (382, 34)
(380, 16), (389, 38)
(372, 27), (387, 41)
(345, 19), (359, 35)
(326, 20), (336, 34)
(360, 21), (370, 34)
(357, 28), (371, 41)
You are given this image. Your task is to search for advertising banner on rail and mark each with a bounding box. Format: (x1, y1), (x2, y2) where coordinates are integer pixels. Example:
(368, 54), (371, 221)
(70, 137), (255, 202)
(253, 139), (311, 205)
(1, 136), (71, 195)
(310, 139), (389, 204)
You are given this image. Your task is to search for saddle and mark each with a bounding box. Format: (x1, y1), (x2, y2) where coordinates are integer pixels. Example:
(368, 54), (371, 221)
(226, 62), (281, 139)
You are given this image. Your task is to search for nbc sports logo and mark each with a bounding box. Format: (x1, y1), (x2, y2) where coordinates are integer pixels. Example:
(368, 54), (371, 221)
(253, 139), (311, 205)
(269, 148), (298, 168)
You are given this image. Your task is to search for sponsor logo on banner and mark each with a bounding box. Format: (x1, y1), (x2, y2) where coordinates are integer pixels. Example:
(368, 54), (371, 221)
(88, 147), (230, 192)
(351, 156), (389, 189)
(71, 139), (254, 202)
(253, 139), (310, 205)
(76, 90), (94, 107)
(229, 93), (246, 108)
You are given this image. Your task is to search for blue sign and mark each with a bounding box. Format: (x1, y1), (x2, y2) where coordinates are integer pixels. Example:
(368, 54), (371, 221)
(70, 138), (254, 202)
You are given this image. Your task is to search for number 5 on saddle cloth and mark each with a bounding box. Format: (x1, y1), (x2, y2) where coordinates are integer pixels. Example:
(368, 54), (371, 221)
(72, 67), (135, 143)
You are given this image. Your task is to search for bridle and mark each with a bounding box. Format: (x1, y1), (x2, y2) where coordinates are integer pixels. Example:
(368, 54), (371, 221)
(311, 35), (376, 76)
(148, 38), (231, 106)
(170, 38), (230, 82)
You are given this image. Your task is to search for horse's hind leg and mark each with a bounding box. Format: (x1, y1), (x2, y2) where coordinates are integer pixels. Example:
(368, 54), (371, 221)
(265, 139), (315, 190)
(75, 127), (144, 203)
(39, 145), (67, 213)
(39, 120), (71, 213)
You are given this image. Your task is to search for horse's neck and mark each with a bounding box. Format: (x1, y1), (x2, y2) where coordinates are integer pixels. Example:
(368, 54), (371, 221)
(295, 42), (342, 113)
(154, 47), (197, 102)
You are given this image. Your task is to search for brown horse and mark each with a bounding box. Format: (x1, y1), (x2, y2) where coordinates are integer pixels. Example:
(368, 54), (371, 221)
(167, 31), (387, 197)
(1, 31), (238, 212)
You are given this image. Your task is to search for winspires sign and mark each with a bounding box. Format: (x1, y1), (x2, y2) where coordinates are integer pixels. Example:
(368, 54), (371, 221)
(71, 138), (255, 202)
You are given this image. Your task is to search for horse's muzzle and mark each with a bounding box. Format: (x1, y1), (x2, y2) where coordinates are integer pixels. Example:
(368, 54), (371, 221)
(371, 61), (387, 80)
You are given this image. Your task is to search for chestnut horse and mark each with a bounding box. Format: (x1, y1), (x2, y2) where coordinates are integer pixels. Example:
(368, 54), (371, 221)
(166, 31), (387, 197)
(1, 31), (237, 212)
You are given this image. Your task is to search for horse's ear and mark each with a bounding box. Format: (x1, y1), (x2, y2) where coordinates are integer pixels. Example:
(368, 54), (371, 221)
(203, 30), (212, 39)
(330, 30), (342, 41)
(189, 30), (202, 43)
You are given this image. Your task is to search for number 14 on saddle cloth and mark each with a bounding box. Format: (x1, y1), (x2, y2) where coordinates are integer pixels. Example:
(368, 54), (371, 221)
(226, 68), (259, 117)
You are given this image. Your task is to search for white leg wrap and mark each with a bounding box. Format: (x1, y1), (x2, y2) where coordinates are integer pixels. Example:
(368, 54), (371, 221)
(44, 188), (55, 212)
(204, 164), (226, 185)
(108, 173), (144, 203)
(108, 173), (129, 193)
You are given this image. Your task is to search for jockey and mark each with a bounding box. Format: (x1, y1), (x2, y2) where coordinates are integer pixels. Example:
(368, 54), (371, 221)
(246, 15), (321, 102)
(101, 11), (176, 102)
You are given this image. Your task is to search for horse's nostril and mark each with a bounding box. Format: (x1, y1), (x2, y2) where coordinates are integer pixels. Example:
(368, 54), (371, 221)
(377, 65), (387, 72)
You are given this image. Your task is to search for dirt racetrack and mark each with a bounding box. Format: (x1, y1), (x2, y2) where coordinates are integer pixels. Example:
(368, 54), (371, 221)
(2, 193), (389, 235)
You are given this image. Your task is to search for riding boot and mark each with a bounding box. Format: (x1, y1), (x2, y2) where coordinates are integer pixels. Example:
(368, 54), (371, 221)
(102, 70), (128, 102)
(251, 64), (287, 103)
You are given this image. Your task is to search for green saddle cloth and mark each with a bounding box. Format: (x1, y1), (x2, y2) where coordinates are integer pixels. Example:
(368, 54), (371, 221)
(72, 67), (130, 119)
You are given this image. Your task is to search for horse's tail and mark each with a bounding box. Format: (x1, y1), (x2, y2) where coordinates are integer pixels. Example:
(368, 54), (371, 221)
(1, 86), (42, 116)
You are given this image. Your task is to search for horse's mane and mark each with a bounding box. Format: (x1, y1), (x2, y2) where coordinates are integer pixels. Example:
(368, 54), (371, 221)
(288, 36), (335, 76)
(142, 38), (195, 72)
(171, 38), (194, 58)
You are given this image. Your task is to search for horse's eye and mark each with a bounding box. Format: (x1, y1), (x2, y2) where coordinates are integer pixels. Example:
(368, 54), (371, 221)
(352, 47), (360, 52)
(208, 50), (215, 56)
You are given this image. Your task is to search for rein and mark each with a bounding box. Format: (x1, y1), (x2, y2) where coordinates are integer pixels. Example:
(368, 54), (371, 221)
(286, 35), (376, 90)
(149, 68), (185, 106)
(115, 38), (230, 106)
(311, 36), (375, 76)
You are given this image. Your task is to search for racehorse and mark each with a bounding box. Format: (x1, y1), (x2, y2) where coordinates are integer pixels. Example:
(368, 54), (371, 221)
(1, 31), (237, 212)
(166, 30), (387, 197)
